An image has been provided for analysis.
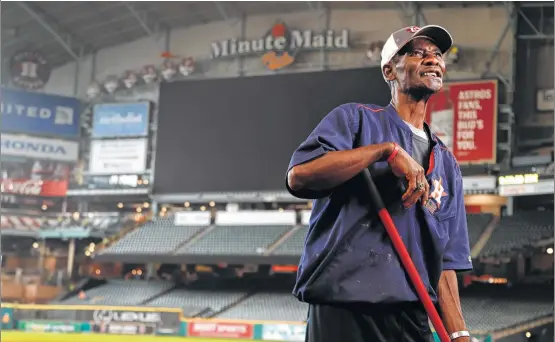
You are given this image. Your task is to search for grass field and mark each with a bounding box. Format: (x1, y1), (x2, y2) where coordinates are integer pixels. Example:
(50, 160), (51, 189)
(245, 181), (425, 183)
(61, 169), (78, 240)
(2, 332), (240, 342)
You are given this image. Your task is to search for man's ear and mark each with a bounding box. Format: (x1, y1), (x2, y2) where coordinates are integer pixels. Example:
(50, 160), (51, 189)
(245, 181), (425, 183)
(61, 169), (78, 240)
(382, 63), (396, 82)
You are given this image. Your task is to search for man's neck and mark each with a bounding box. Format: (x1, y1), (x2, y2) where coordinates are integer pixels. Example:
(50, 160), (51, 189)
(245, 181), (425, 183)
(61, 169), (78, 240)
(391, 91), (428, 130)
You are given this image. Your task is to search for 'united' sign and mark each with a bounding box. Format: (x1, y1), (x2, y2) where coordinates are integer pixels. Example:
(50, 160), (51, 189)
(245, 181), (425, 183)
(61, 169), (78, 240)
(426, 79), (498, 164)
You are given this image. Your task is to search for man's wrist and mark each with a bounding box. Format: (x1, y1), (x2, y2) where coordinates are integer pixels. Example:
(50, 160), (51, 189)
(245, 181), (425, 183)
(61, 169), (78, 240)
(449, 330), (470, 341)
(380, 142), (396, 162)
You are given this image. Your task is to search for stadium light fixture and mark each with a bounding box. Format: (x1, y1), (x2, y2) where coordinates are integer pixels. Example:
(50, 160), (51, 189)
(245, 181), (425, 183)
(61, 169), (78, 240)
(525, 332), (531, 338)
(209, 201), (215, 207)
(117, 202), (124, 209)
(32, 242), (39, 249)
(546, 247), (553, 255)
(200, 206), (206, 211)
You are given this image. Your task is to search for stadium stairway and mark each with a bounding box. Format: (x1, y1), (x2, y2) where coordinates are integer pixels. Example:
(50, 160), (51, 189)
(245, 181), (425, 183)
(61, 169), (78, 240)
(50, 277), (91, 303)
(263, 225), (304, 255)
(52, 278), (107, 303)
(138, 283), (178, 306)
(94, 218), (145, 254)
(171, 225), (217, 255)
(201, 292), (253, 318)
(470, 215), (501, 258)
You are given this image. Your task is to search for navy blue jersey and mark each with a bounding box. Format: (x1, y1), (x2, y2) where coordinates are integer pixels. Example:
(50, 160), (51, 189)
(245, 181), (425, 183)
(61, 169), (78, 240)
(286, 103), (472, 305)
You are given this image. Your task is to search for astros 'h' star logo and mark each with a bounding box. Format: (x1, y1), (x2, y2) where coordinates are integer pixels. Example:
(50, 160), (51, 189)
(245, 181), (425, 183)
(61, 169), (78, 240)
(261, 23), (295, 70)
(430, 177), (448, 208)
(406, 26), (420, 33)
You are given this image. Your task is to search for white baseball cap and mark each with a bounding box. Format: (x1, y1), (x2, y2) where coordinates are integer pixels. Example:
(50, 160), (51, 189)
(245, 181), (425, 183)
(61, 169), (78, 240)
(380, 25), (453, 72)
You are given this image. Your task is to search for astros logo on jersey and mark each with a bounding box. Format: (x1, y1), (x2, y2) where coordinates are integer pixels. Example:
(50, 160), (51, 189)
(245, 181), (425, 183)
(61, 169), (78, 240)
(425, 177), (448, 214)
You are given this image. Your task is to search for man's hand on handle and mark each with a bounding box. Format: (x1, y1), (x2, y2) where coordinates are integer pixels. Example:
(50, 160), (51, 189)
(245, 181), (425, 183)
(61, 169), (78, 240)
(386, 142), (429, 208)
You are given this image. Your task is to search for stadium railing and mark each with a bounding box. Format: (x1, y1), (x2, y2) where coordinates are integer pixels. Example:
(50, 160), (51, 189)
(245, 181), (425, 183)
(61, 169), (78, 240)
(0, 303), (494, 342)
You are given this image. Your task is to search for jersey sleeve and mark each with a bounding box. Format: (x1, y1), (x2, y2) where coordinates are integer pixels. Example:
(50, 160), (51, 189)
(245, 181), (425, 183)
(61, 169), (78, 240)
(442, 171), (473, 272)
(286, 104), (357, 199)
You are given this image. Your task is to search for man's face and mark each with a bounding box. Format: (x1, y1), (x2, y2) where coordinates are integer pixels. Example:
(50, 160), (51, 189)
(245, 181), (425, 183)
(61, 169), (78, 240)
(392, 37), (446, 95)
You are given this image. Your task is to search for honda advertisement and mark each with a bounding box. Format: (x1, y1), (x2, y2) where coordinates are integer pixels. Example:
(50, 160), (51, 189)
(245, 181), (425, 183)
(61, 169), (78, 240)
(92, 102), (150, 138)
(89, 309), (179, 335)
(1, 87), (81, 137)
(1, 134), (78, 198)
(1, 134), (79, 162)
(425, 79), (498, 164)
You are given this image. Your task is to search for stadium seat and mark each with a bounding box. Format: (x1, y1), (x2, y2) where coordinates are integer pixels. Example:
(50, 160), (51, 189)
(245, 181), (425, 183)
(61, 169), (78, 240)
(100, 218), (206, 255)
(217, 293), (308, 321)
(481, 211), (554, 257)
(177, 225), (293, 255)
(271, 225), (309, 255)
(461, 286), (554, 332)
(60, 279), (174, 306)
(466, 213), (493, 248)
(145, 289), (246, 316)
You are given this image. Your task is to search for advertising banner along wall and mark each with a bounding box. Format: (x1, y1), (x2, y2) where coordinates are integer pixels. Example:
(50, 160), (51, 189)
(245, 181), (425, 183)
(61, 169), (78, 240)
(262, 324), (306, 342)
(89, 139), (148, 175)
(1, 134), (79, 162)
(88, 309), (179, 335)
(188, 321), (254, 339)
(1, 158), (73, 197)
(1, 87), (81, 138)
(92, 102), (150, 138)
(426, 79), (498, 164)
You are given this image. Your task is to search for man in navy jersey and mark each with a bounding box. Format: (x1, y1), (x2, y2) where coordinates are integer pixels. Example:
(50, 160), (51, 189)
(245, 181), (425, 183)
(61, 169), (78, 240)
(286, 26), (472, 342)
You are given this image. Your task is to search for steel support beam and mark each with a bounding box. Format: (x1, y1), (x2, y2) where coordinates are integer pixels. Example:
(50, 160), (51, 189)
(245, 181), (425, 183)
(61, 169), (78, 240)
(518, 8), (541, 35)
(519, 2), (554, 8)
(395, 2), (414, 27)
(518, 34), (554, 40)
(413, 2), (429, 27)
(16, 2), (82, 61)
(481, 10), (513, 78)
(124, 3), (160, 37)
(238, 13), (246, 76)
(503, 1), (518, 166)
(321, 3), (330, 70)
(214, 1), (231, 22)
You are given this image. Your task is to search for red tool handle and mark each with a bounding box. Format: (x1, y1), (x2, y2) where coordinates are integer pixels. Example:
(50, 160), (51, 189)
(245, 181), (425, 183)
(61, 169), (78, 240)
(361, 169), (450, 342)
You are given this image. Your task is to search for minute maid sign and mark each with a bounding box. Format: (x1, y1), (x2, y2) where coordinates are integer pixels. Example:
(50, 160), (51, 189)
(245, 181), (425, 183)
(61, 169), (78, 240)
(211, 22), (349, 70)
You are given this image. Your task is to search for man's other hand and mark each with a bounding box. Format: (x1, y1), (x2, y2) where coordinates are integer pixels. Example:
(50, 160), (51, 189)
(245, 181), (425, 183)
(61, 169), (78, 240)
(387, 144), (429, 207)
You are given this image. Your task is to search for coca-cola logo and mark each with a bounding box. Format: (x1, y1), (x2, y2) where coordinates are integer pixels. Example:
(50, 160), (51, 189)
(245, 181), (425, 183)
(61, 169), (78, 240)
(1, 180), (43, 196)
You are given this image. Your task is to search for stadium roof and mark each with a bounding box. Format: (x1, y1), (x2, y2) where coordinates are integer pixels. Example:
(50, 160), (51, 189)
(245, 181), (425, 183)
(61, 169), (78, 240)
(2, 1), (503, 68)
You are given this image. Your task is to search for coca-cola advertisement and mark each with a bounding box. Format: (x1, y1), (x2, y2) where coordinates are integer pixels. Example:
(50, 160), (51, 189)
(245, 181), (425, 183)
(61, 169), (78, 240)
(1, 158), (72, 197)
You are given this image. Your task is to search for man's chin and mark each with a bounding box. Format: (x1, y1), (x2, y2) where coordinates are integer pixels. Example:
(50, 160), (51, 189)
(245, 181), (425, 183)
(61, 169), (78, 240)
(423, 79), (443, 93)
(407, 84), (438, 100)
